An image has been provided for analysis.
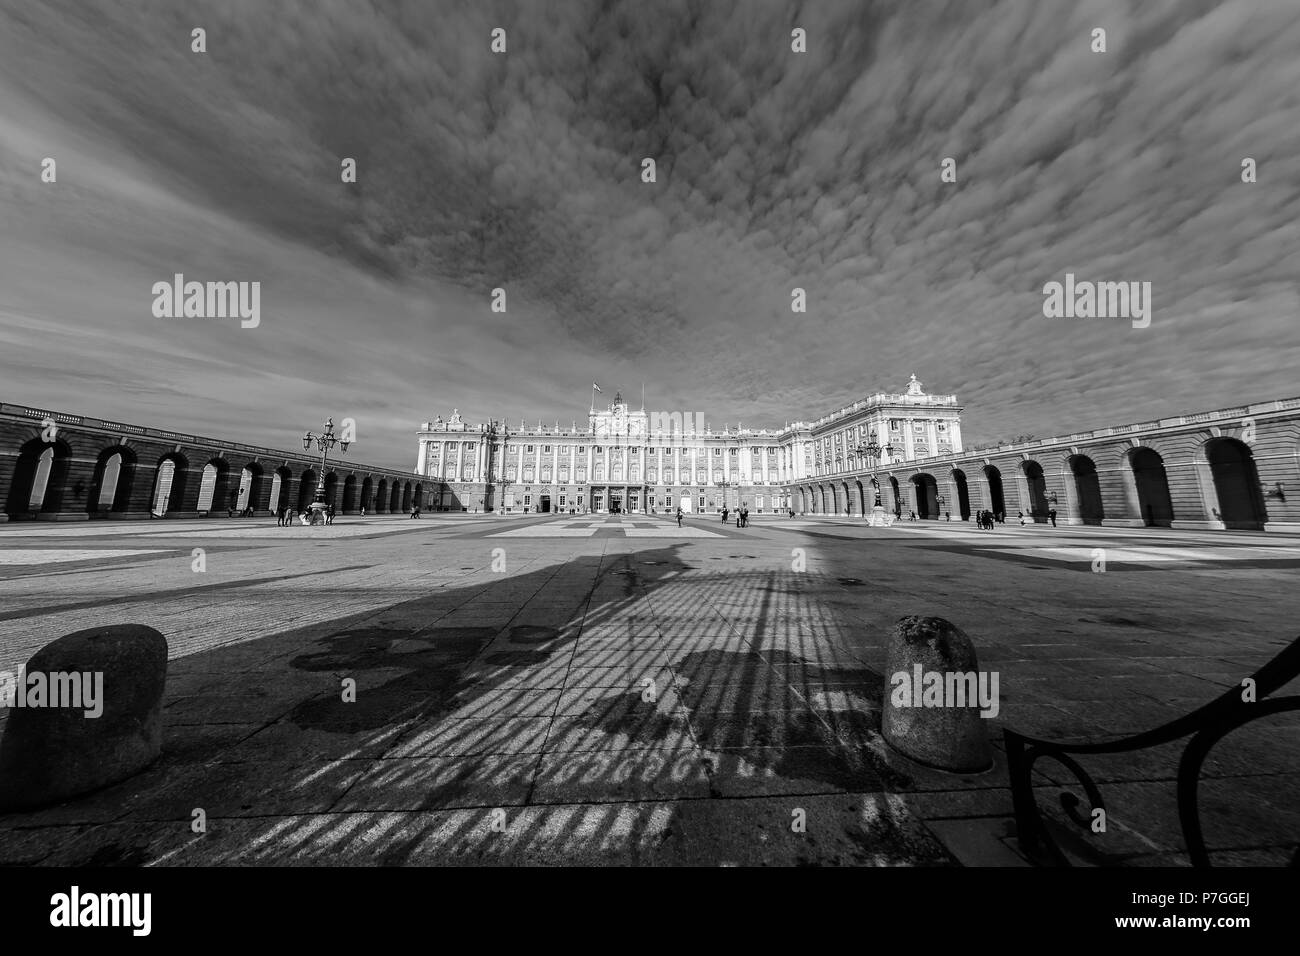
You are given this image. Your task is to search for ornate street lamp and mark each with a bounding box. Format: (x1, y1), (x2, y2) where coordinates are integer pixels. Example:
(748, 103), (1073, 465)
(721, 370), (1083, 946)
(854, 429), (894, 512)
(302, 417), (349, 520)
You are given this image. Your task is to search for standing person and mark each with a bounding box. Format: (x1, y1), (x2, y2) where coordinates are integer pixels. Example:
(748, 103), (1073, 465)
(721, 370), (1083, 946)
(326, 503), (335, 525)
(360, 504), (366, 517)
(676, 507), (683, 528)
(944, 511), (951, 522)
(1018, 510), (1026, 526)
(740, 504), (749, 528)
(721, 507), (729, 524)
(1049, 508), (1057, 527)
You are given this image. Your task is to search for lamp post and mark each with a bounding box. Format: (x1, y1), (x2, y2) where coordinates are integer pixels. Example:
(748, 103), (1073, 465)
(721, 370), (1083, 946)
(854, 429), (894, 524)
(302, 417), (349, 522)
(718, 478), (735, 514)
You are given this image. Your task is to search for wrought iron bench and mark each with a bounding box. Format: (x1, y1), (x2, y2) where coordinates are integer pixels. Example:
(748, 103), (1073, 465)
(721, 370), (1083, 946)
(1004, 637), (1300, 866)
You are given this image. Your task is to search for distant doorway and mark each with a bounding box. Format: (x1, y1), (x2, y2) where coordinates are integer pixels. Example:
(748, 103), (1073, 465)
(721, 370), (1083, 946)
(610, 493), (623, 514)
(1206, 439), (1267, 530)
(540, 495), (551, 513)
(1130, 448), (1173, 527)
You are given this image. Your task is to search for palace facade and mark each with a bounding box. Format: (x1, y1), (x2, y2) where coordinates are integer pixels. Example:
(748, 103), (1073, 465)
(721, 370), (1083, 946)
(414, 375), (963, 514)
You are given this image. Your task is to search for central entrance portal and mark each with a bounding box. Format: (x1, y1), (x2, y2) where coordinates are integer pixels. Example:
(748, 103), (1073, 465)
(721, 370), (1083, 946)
(609, 493), (623, 514)
(628, 489), (640, 513)
(539, 495), (551, 513)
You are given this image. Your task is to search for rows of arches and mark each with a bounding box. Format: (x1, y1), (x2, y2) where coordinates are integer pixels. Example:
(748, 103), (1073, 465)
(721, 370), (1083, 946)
(3, 436), (420, 519)
(786, 437), (1274, 530)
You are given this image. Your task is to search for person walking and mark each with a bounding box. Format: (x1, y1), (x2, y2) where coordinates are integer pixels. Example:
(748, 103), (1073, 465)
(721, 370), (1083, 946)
(676, 507), (683, 528)
(326, 503), (335, 525)
(721, 507), (729, 524)
(1049, 508), (1057, 527)
(1018, 510), (1026, 526)
(740, 505), (749, 528)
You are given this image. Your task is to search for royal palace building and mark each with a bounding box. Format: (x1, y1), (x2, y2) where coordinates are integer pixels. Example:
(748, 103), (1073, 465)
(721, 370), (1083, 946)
(414, 375), (963, 515)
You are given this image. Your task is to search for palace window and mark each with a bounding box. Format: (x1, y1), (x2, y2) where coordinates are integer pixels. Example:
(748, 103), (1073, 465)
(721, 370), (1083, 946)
(544, 446), (551, 453)
(559, 495), (566, 507)
(577, 446), (585, 454)
(594, 446), (603, 454)
(526, 445), (534, 453)
(713, 448), (721, 456)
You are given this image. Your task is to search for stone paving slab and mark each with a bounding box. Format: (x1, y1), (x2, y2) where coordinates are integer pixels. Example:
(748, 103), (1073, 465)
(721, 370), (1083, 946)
(0, 516), (1297, 866)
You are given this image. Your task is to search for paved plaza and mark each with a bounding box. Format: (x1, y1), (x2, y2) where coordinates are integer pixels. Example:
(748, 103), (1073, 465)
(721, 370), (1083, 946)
(0, 513), (1296, 866)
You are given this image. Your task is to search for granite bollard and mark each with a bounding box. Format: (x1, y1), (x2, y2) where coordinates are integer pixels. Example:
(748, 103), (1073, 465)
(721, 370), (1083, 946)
(881, 615), (994, 773)
(0, 624), (167, 811)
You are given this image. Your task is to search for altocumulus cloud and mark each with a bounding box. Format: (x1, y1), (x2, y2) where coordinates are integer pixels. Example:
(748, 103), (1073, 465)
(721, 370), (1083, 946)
(0, 0), (1298, 465)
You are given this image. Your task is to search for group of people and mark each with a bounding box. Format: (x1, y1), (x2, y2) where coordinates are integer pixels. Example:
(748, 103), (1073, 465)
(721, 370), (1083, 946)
(409, 505), (422, 518)
(720, 506), (750, 528)
(974, 510), (1002, 530)
(276, 503), (335, 526)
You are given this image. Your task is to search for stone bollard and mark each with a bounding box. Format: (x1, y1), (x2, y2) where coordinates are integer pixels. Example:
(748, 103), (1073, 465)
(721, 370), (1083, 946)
(881, 616), (994, 773)
(0, 624), (167, 811)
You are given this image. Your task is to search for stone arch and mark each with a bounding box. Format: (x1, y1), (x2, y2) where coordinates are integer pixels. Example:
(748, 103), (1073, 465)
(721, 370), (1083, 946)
(323, 471), (339, 510)
(1204, 438), (1267, 530)
(389, 480), (401, 513)
(151, 452), (190, 516)
(414, 482), (423, 509)
(1129, 447), (1174, 527)
(270, 466), (292, 512)
(840, 480), (852, 515)
(854, 479), (865, 515)
(342, 474), (359, 512)
(235, 462), (264, 514)
(1068, 455), (1104, 525)
(401, 481), (413, 512)
(983, 465), (1005, 517)
(5, 436), (75, 517)
(375, 478), (388, 513)
(196, 457), (233, 513)
(1021, 460), (1049, 518)
(361, 475), (373, 512)
(951, 468), (971, 520)
(910, 473), (939, 519)
(90, 444), (138, 515)
(888, 475), (902, 516)
(297, 468), (318, 511)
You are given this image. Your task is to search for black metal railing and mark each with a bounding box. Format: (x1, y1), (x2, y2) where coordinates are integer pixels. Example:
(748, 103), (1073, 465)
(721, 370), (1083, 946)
(1005, 636), (1300, 866)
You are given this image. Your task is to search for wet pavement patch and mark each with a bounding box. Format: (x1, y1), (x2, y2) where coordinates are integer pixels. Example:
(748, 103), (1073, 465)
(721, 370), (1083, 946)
(837, 578), (867, 586)
(484, 650), (553, 666)
(284, 626), (496, 732)
(508, 625), (560, 644)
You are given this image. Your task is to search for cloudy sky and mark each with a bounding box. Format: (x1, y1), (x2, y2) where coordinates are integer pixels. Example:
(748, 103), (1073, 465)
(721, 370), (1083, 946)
(1, 0), (1297, 469)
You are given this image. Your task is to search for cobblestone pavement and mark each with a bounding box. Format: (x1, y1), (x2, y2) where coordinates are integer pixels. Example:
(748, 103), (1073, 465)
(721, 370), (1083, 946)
(0, 514), (1296, 866)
